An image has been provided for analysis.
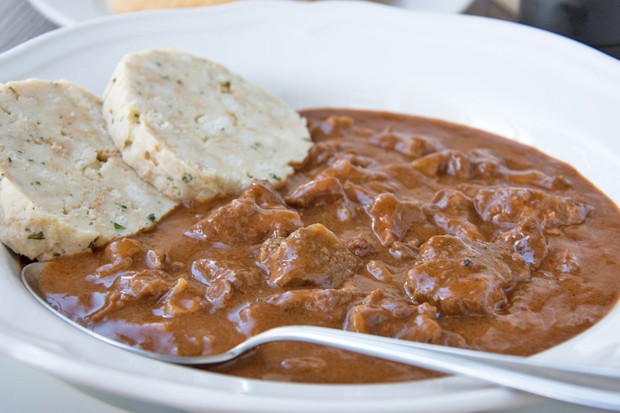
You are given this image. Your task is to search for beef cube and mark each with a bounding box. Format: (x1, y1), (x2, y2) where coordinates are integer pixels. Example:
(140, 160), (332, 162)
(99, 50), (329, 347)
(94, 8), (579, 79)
(285, 176), (345, 208)
(365, 260), (394, 283)
(368, 193), (431, 247)
(379, 164), (427, 191)
(474, 187), (592, 229)
(503, 169), (570, 190)
(261, 223), (360, 288)
(89, 269), (206, 321)
(345, 289), (466, 345)
(429, 190), (483, 241)
(191, 256), (264, 309)
(156, 277), (204, 317)
(410, 149), (508, 180)
(311, 115), (354, 140)
(297, 141), (341, 169)
(238, 289), (365, 334)
(187, 182), (302, 244)
(411, 150), (476, 178)
(318, 158), (389, 184)
(432, 213), (483, 241)
(388, 241), (418, 260)
(239, 180), (287, 208)
(368, 127), (438, 158)
(343, 181), (375, 206)
(405, 235), (530, 316)
(411, 149), (567, 190)
(346, 233), (378, 257)
(191, 258), (263, 290)
(117, 269), (176, 301)
(96, 238), (155, 276)
(432, 189), (476, 217)
(499, 218), (548, 269)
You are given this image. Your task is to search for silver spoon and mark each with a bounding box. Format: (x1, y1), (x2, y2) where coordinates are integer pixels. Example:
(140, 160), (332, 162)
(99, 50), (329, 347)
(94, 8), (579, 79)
(22, 262), (620, 410)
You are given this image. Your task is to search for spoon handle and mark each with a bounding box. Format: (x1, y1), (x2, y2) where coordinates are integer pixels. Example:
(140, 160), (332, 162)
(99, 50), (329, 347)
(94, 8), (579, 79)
(238, 326), (620, 411)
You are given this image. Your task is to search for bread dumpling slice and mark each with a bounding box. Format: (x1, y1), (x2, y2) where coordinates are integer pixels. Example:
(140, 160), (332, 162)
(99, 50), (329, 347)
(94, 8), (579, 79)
(103, 49), (312, 202)
(0, 80), (177, 261)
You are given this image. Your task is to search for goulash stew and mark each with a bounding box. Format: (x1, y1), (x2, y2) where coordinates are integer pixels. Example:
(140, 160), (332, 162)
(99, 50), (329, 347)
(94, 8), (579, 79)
(40, 109), (620, 384)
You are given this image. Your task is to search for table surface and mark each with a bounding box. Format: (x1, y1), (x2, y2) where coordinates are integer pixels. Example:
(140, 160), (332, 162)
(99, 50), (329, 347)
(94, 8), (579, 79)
(0, 1), (616, 412)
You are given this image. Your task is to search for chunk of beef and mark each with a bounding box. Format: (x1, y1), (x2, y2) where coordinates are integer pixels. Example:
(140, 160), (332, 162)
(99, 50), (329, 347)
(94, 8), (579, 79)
(237, 289), (365, 334)
(504, 169), (570, 191)
(145, 249), (166, 270)
(429, 190), (483, 241)
(285, 176), (345, 208)
(310, 115), (354, 141)
(411, 149), (566, 189)
(96, 238), (164, 277)
(318, 158), (389, 184)
(405, 235), (530, 316)
(388, 241), (418, 260)
(499, 218), (548, 269)
(260, 224), (360, 288)
(345, 289), (466, 345)
(379, 164), (428, 191)
(239, 180), (287, 207)
(474, 187), (592, 229)
(264, 288), (362, 315)
(432, 189), (477, 217)
(258, 236), (285, 263)
(105, 238), (145, 259)
(346, 233), (378, 257)
(343, 182), (375, 206)
(296, 140), (372, 171)
(368, 127), (439, 158)
(187, 181), (302, 244)
(297, 141), (342, 170)
(432, 213), (483, 241)
(329, 151), (373, 168)
(89, 269), (206, 321)
(191, 258), (263, 289)
(155, 277), (204, 318)
(116, 269), (177, 301)
(204, 279), (233, 310)
(365, 261), (394, 283)
(367, 193), (432, 247)
(411, 150), (487, 179)
(191, 257), (264, 309)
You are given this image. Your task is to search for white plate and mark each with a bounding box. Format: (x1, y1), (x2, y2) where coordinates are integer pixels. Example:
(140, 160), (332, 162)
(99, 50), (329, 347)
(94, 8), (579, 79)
(26, 0), (473, 26)
(1, 2), (619, 412)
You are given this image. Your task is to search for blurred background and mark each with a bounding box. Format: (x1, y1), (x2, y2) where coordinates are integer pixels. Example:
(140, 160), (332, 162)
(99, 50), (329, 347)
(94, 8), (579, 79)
(1, 0), (619, 59)
(470, 0), (620, 59)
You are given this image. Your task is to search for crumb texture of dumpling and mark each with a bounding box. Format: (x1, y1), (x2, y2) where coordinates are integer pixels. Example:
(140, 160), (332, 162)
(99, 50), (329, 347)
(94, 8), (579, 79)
(0, 79), (176, 261)
(103, 49), (313, 202)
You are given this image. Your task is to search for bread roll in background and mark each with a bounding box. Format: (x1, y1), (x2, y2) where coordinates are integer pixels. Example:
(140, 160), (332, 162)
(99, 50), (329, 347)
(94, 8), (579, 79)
(107, 0), (235, 13)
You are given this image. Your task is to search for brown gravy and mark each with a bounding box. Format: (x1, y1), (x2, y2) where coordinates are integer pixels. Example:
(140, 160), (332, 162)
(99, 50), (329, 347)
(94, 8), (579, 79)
(39, 109), (620, 384)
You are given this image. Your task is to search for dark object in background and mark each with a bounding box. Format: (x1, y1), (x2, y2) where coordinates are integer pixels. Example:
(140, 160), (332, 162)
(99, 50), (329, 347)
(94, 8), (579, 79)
(519, 0), (620, 59)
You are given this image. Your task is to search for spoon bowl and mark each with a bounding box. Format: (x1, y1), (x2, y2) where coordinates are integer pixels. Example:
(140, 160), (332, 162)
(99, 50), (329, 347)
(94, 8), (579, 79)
(21, 262), (620, 410)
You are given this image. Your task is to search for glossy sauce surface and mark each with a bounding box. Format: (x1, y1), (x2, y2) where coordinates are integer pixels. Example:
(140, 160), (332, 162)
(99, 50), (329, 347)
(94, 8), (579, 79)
(40, 109), (620, 383)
